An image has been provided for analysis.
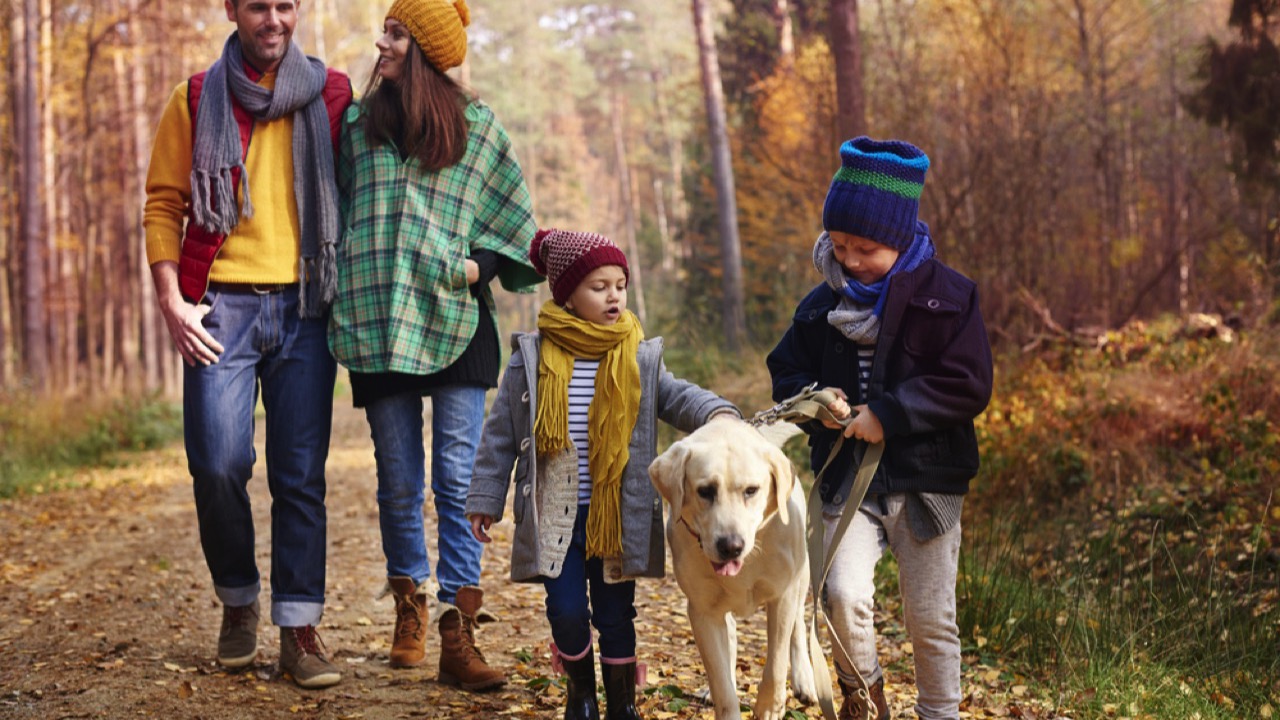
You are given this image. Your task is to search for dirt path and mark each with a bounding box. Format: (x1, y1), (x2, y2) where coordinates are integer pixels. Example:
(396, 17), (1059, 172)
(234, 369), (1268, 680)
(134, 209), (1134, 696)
(0, 400), (950, 720)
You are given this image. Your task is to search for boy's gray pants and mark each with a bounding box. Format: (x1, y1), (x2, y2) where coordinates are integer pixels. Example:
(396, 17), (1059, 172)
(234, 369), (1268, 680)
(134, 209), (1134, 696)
(822, 493), (962, 720)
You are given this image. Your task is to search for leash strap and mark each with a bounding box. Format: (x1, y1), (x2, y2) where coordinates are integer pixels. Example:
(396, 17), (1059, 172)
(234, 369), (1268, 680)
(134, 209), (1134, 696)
(807, 437), (883, 720)
(752, 384), (882, 720)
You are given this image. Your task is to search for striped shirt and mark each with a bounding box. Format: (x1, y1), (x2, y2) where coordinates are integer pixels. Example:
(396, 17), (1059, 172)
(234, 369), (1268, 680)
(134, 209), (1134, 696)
(856, 343), (875, 399)
(568, 359), (601, 505)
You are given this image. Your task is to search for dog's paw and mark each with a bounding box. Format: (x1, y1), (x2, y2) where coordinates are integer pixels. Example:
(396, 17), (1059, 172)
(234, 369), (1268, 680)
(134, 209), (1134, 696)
(790, 667), (818, 706)
(750, 701), (788, 720)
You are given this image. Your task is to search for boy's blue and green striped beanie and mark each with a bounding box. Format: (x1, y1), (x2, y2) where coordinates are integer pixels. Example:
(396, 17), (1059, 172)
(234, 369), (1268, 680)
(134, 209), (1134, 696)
(822, 137), (930, 251)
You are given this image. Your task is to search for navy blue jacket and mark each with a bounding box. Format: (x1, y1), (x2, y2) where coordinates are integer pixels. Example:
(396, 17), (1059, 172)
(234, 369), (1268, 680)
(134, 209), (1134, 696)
(767, 258), (993, 503)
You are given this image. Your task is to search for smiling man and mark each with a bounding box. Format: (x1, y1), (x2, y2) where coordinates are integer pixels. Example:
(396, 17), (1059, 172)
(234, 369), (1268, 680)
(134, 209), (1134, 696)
(142, 0), (352, 690)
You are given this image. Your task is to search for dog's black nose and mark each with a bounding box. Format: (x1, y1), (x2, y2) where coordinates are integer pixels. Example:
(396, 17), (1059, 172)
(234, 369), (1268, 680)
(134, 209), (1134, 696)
(716, 535), (745, 559)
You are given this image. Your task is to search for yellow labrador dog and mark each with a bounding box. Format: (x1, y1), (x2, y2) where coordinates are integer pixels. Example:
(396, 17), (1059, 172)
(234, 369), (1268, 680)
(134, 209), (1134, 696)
(649, 417), (816, 720)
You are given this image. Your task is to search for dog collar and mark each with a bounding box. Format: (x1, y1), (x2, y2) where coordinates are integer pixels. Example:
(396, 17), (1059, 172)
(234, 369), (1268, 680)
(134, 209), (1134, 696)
(678, 516), (702, 548)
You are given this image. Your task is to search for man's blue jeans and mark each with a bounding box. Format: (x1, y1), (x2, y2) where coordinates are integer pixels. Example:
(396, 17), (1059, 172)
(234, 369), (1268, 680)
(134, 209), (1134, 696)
(543, 506), (638, 659)
(183, 286), (336, 628)
(364, 384), (486, 605)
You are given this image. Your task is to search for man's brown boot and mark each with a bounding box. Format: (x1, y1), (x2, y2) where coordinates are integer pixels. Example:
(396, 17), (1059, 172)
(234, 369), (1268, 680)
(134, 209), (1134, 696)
(838, 676), (889, 720)
(436, 585), (506, 691)
(388, 576), (428, 668)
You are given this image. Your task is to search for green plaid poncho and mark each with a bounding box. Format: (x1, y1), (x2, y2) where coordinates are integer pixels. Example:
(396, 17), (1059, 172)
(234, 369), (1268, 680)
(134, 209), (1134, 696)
(328, 101), (542, 375)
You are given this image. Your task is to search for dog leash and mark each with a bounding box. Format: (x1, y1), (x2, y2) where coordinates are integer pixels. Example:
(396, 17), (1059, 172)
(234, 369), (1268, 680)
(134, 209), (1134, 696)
(749, 385), (884, 720)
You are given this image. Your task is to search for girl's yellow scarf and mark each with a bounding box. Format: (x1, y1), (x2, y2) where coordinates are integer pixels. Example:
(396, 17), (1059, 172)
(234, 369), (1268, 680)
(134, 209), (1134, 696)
(534, 300), (643, 560)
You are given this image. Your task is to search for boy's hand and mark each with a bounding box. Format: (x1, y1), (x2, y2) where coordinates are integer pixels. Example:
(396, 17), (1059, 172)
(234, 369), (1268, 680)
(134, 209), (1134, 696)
(843, 404), (884, 443)
(821, 387), (851, 429)
(469, 514), (495, 543)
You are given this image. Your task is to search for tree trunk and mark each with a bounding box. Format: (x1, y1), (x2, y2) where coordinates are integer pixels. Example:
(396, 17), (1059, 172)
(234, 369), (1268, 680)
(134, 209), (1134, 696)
(648, 64), (689, 261)
(19, 0), (48, 392)
(129, 0), (160, 391)
(41, 0), (66, 393)
(773, 0), (794, 66)
(829, 0), (865, 140)
(0, 151), (12, 388)
(691, 0), (747, 350)
(610, 87), (647, 325)
(112, 49), (141, 393)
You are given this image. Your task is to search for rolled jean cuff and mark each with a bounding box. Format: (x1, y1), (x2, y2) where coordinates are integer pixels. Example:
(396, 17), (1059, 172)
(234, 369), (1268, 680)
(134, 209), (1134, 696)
(214, 582), (261, 609)
(271, 600), (324, 628)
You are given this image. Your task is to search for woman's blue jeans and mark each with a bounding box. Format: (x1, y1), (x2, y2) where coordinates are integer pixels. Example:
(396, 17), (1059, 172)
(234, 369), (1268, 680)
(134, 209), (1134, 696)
(183, 286), (336, 628)
(543, 505), (637, 659)
(364, 384), (486, 605)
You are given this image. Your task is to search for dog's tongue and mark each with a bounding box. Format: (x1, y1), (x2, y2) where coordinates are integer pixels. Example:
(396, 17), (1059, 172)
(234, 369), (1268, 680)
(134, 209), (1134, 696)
(712, 559), (743, 577)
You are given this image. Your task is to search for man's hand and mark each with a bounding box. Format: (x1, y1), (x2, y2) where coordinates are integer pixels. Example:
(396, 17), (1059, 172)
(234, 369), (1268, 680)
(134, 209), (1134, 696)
(151, 261), (224, 367)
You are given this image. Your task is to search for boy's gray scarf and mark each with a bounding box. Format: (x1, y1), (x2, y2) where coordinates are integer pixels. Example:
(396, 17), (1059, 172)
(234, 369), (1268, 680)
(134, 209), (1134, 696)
(814, 232), (880, 344)
(814, 232), (963, 539)
(190, 33), (339, 318)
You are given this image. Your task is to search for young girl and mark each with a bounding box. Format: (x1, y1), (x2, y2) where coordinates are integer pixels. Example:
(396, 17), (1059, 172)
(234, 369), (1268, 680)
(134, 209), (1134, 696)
(328, 0), (542, 691)
(466, 229), (740, 720)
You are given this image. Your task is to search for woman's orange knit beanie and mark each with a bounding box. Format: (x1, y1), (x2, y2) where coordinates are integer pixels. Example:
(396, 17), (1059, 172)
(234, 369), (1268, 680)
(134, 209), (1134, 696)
(386, 0), (471, 72)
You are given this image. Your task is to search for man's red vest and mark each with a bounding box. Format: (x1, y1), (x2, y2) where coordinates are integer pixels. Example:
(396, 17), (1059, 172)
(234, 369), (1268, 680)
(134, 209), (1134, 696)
(179, 67), (352, 303)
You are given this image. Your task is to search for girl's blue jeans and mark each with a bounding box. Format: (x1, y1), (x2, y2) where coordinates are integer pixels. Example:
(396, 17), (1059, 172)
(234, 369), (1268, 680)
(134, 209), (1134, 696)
(543, 505), (637, 659)
(363, 384), (486, 605)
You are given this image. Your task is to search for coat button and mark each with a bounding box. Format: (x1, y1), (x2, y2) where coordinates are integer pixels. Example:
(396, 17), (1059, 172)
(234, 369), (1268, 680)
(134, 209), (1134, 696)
(807, 310), (817, 320)
(521, 390), (530, 402)
(834, 494), (844, 504)
(927, 299), (940, 309)
(520, 438), (531, 451)
(834, 343), (844, 354)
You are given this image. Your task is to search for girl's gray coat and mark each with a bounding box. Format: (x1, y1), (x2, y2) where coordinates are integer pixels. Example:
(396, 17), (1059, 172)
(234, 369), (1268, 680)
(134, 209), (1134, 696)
(466, 331), (738, 583)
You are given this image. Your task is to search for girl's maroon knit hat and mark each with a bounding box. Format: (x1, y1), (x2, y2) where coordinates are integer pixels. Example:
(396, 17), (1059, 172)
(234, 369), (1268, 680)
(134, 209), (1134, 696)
(529, 228), (630, 306)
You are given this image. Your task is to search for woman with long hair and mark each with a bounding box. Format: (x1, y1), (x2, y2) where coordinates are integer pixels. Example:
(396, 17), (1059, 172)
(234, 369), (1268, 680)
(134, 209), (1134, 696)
(328, 0), (542, 691)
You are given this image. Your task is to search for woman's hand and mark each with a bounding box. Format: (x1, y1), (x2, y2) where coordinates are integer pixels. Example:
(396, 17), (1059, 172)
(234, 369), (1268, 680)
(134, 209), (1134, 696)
(470, 514), (495, 543)
(464, 258), (480, 285)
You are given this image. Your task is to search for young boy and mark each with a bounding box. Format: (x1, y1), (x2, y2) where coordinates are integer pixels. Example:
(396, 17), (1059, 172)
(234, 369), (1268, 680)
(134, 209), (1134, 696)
(767, 137), (993, 720)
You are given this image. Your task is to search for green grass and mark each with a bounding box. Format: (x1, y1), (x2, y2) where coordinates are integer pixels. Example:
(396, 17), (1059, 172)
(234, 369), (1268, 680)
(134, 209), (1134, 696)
(0, 392), (182, 498)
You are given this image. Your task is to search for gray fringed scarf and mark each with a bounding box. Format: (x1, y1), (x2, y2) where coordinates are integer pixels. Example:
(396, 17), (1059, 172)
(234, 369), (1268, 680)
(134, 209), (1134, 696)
(814, 232), (881, 344)
(814, 232), (963, 539)
(190, 33), (339, 319)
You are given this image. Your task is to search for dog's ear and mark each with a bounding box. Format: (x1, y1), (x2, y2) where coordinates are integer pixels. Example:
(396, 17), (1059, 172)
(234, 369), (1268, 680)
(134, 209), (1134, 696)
(764, 443), (795, 525)
(649, 441), (690, 514)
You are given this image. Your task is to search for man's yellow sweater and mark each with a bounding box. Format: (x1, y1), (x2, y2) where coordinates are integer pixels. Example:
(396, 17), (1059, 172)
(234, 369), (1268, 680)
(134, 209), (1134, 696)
(143, 73), (301, 284)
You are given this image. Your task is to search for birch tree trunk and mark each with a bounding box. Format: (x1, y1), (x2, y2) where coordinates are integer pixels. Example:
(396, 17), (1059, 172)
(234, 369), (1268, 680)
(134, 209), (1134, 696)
(691, 0), (747, 350)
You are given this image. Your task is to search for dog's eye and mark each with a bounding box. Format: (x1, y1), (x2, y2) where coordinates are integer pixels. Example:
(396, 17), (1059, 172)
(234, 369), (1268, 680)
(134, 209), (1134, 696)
(696, 485), (716, 501)
(743, 486), (759, 498)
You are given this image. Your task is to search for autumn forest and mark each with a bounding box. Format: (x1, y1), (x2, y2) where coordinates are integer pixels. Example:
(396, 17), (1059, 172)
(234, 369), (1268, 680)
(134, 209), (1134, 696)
(1, 0), (1276, 396)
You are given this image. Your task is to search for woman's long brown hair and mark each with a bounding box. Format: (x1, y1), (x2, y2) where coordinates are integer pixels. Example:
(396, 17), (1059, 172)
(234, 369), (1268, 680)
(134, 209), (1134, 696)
(360, 39), (470, 171)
